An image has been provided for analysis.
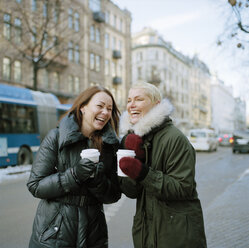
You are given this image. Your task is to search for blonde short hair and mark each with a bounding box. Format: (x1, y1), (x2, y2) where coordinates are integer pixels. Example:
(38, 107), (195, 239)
(130, 82), (162, 103)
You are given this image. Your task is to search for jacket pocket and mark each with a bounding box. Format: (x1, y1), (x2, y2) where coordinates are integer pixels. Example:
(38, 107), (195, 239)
(156, 200), (206, 248)
(40, 212), (63, 242)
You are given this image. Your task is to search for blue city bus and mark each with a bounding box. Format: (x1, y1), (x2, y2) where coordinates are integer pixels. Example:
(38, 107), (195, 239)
(0, 83), (70, 167)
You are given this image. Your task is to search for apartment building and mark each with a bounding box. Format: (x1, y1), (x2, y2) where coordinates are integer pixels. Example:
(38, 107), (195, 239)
(211, 75), (235, 133)
(190, 56), (212, 129)
(132, 27), (212, 134)
(0, 0), (131, 109)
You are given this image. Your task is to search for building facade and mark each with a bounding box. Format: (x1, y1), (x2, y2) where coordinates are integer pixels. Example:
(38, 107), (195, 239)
(0, 0), (131, 109)
(211, 75), (235, 134)
(132, 27), (212, 134)
(234, 97), (247, 131)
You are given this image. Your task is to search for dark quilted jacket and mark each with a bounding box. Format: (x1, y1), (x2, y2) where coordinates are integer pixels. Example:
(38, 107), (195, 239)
(27, 114), (121, 248)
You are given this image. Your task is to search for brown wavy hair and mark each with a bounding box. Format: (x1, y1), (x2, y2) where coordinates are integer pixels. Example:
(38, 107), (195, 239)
(62, 86), (120, 151)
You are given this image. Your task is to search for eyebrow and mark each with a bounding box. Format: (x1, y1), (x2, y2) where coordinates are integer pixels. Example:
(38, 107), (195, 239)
(98, 101), (113, 107)
(128, 95), (144, 99)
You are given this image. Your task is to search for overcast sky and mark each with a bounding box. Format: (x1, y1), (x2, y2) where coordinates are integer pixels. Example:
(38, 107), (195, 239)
(113, 0), (249, 104)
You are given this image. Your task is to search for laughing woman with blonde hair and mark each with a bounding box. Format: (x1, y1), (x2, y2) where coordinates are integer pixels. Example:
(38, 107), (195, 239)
(118, 82), (207, 248)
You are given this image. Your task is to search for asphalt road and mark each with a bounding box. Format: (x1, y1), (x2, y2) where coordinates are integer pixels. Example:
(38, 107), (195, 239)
(0, 146), (248, 248)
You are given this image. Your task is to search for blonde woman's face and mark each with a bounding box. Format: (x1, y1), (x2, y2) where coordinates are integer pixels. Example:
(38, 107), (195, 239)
(127, 88), (156, 125)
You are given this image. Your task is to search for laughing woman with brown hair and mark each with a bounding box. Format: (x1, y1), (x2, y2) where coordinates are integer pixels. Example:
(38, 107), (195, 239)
(27, 86), (121, 248)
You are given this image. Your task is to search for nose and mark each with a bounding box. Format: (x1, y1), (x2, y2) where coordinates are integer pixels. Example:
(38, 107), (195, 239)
(101, 107), (109, 115)
(130, 100), (136, 108)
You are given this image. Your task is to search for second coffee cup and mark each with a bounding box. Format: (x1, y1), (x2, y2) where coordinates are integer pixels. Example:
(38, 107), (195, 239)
(117, 149), (136, 177)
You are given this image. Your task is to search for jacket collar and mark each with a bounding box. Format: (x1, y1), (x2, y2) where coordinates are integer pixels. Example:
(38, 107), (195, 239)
(119, 99), (173, 137)
(58, 114), (119, 150)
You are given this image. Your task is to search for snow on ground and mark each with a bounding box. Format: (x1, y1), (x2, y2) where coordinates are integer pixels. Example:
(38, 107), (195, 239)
(0, 165), (31, 183)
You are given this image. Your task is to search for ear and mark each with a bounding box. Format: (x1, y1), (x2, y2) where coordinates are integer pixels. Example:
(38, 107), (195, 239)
(80, 106), (85, 115)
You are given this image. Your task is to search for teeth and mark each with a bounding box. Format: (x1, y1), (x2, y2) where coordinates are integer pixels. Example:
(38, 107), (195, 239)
(131, 111), (139, 114)
(96, 117), (105, 122)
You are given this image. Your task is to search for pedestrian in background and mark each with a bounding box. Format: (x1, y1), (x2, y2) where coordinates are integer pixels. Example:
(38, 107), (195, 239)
(27, 86), (121, 248)
(118, 82), (206, 248)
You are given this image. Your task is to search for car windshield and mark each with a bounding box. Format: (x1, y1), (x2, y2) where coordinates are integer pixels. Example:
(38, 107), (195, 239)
(190, 131), (206, 138)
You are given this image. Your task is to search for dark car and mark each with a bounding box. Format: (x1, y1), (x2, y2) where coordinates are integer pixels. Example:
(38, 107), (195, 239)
(218, 133), (234, 146)
(232, 130), (249, 153)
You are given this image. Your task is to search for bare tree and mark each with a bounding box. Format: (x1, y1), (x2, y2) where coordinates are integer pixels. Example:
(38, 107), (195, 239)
(217, 0), (249, 50)
(0, 0), (84, 90)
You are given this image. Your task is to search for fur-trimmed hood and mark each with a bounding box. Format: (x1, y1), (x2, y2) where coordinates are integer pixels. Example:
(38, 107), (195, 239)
(119, 98), (173, 137)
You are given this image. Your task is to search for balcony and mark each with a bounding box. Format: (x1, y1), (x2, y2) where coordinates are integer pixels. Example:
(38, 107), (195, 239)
(93, 12), (105, 23)
(112, 50), (122, 59)
(113, 76), (122, 85)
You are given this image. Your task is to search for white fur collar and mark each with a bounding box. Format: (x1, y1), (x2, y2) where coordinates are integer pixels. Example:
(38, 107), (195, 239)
(119, 99), (173, 137)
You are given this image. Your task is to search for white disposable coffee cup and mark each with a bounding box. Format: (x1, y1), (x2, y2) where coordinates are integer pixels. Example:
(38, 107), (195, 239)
(80, 149), (100, 178)
(80, 149), (100, 163)
(117, 149), (136, 177)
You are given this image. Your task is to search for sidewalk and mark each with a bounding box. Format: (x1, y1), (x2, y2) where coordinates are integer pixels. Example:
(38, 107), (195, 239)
(204, 169), (249, 248)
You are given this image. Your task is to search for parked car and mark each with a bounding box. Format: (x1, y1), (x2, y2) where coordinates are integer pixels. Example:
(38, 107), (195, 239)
(218, 133), (234, 146)
(188, 129), (218, 152)
(232, 130), (249, 153)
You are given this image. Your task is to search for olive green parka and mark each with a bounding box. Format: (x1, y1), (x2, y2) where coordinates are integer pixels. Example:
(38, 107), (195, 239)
(119, 99), (207, 248)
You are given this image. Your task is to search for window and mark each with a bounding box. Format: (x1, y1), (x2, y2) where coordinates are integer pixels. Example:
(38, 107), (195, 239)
(0, 103), (38, 134)
(105, 59), (109, 75)
(96, 28), (100, 43)
(14, 60), (22, 82)
(105, 11), (110, 23)
(68, 75), (74, 92)
(90, 53), (95, 70)
(32, 27), (37, 43)
(136, 52), (143, 62)
(54, 2), (60, 23)
(112, 37), (116, 50)
(75, 44), (80, 64)
(89, 0), (101, 12)
(43, 2), (48, 17)
(112, 62), (116, 77)
(118, 40), (122, 51)
(68, 42), (73, 61)
(43, 69), (49, 88)
(31, 0), (37, 11)
(53, 36), (59, 51)
(3, 57), (11, 80)
(155, 51), (158, 60)
(105, 33), (109, 49)
(43, 32), (48, 47)
(137, 67), (142, 79)
(95, 55), (100, 72)
(74, 12), (79, 32)
(113, 15), (117, 28)
(118, 64), (122, 77)
(90, 25), (95, 41)
(119, 19), (123, 32)
(3, 14), (11, 40)
(74, 77), (80, 92)
(14, 18), (22, 44)
(52, 72), (59, 90)
(68, 8), (73, 29)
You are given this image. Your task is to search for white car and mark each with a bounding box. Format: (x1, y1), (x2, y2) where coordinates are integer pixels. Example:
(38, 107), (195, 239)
(188, 129), (218, 152)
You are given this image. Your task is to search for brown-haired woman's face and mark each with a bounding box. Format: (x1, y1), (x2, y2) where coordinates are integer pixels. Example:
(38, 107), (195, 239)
(80, 92), (113, 136)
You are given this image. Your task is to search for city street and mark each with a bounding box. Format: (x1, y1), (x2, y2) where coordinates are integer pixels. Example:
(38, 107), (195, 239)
(0, 147), (249, 248)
